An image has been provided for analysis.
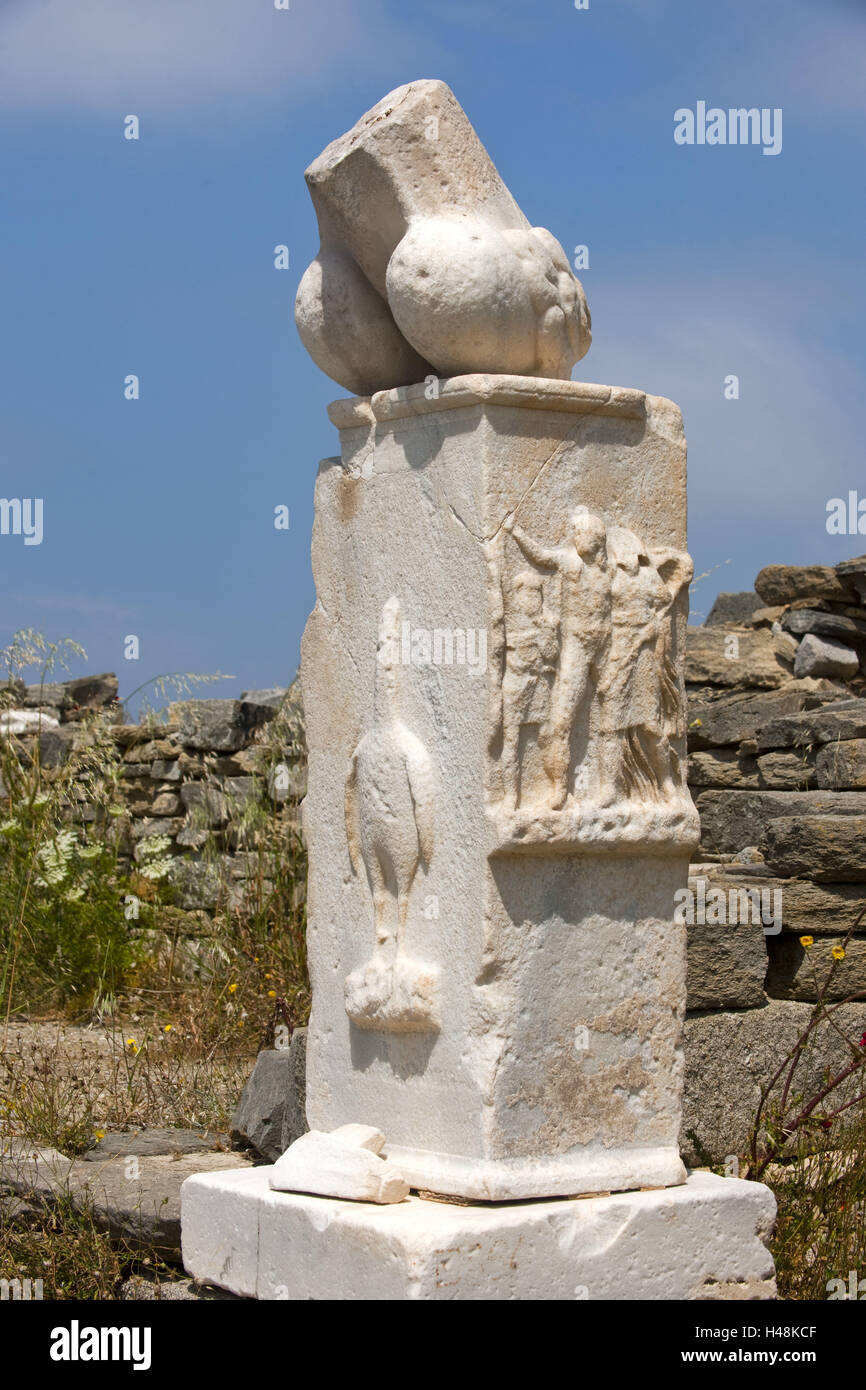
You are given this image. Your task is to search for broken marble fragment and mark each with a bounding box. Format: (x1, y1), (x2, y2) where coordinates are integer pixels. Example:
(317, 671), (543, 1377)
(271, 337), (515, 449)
(268, 1124), (410, 1204)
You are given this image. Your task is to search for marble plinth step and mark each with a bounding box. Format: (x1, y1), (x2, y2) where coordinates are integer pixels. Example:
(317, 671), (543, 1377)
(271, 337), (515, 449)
(181, 1167), (776, 1302)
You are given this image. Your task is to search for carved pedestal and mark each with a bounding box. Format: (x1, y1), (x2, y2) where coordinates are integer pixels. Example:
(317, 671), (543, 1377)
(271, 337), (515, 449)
(182, 372), (778, 1298)
(302, 374), (701, 1200)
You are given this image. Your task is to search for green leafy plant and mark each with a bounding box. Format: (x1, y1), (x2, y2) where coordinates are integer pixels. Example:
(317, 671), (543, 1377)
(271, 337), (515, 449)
(0, 633), (144, 1025)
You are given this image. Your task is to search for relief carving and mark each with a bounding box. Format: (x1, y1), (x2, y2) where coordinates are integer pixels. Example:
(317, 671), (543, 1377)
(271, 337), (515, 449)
(490, 509), (693, 832)
(344, 596), (439, 1032)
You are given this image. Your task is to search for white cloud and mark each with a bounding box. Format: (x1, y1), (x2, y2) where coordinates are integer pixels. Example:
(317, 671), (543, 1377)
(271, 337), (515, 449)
(0, 0), (421, 115)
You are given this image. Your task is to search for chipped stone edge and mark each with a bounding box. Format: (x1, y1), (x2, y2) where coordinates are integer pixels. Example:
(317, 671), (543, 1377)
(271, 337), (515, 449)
(327, 374), (653, 430)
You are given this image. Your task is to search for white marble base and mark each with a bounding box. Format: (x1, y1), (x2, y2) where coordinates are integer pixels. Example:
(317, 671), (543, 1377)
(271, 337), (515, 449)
(382, 1141), (686, 1201)
(181, 1167), (776, 1301)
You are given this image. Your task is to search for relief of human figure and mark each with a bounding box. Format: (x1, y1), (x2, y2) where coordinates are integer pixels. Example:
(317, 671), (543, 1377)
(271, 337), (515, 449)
(499, 569), (559, 812)
(595, 529), (692, 805)
(503, 508), (611, 810)
(647, 543), (694, 787)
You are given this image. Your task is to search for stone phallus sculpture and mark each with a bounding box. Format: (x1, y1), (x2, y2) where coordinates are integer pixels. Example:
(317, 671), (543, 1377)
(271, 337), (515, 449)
(181, 79), (778, 1303)
(294, 79), (591, 395)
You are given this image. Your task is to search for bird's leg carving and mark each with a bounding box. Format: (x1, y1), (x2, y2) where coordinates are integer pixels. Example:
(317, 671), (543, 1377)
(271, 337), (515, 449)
(343, 597), (441, 1033)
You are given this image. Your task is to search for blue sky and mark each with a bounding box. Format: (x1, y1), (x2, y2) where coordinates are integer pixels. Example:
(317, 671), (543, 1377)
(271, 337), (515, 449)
(0, 0), (863, 707)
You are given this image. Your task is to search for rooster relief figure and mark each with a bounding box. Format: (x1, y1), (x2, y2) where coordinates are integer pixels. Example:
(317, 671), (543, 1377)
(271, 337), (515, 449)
(343, 596), (439, 1033)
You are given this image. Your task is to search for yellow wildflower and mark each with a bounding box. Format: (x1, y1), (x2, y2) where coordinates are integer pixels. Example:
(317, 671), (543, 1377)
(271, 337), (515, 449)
(799, 936), (813, 949)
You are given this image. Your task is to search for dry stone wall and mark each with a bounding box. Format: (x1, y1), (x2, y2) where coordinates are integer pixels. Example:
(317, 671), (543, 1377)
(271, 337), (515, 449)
(682, 553), (866, 1160)
(0, 677), (306, 916)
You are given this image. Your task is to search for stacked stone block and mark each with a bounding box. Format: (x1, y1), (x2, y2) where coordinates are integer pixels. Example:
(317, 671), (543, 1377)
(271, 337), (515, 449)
(682, 554), (866, 1159)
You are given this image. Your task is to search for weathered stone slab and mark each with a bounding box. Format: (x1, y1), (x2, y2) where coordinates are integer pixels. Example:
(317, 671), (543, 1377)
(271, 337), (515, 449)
(69, 1152), (252, 1258)
(123, 738), (176, 763)
(688, 748), (759, 789)
(173, 700), (247, 753)
(151, 758), (181, 782)
(279, 1027), (308, 1154)
(773, 624), (799, 664)
(175, 824), (209, 851)
(704, 591), (761, 627)
(755, 751), (817, 789)
(121, 762), (152, 779)
(685, 626), (788, 688)
(166, 859), (221, 910)
(816, 738), (866, 789)
(687, 684), (837, 750)
(755, 564), (858, 607)
(794, 632), (860, 680)
(37, 727), (75, 767)
(182, 1166), (776, 1301)
(682, 1000), (866, 1162)
(696, 789), (866, 855)
(750, 606), (786, 627)
(757, 699), (866, 749)
(83, 1129), (221, 1161)
(230, 1045), (301, 1156)
(2, 1140), (251, 1261)
(703, 871), (866, 935)
(23, 681), (71, 711)
(761, 814), (866, 881)
(238, 688), (286, 721)
(0, 1141), (72, 1201)
(180, 783), (228, 826)
(64, 673), (119, 709)
(113, 722), (178, 748)
(836, 553), (866, 601)
(130, 811), (179, 845)
(686, 747), (816, 791)
(0, 709), (59, 735)
(765, 934), (866, 1001)
(685, 922), (767, 1010)
(782, 607), (866, 642)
